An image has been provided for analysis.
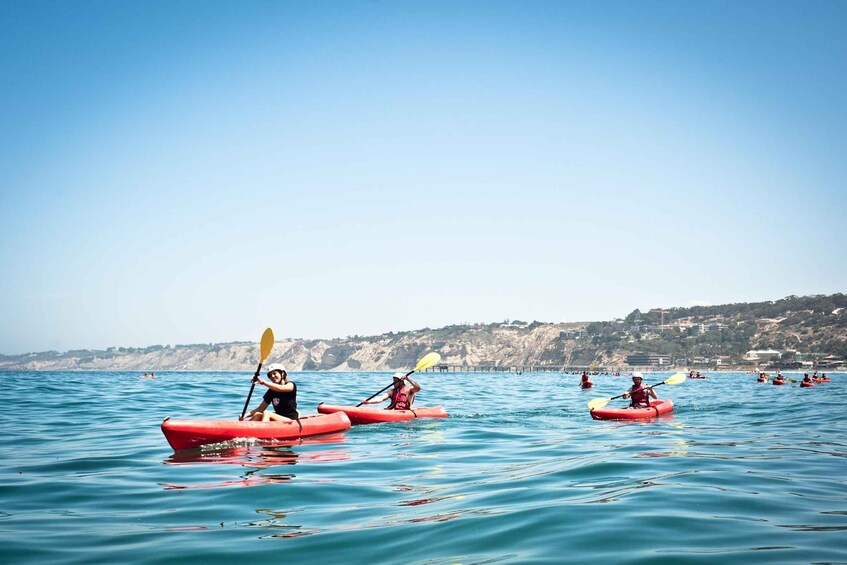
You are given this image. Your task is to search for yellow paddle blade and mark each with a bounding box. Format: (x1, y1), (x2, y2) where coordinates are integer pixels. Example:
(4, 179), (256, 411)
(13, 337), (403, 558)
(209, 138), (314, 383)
(587, 397), (610, 410)
(664, 373), (686, 385)
(259, 327), (275, 362)
(414, 352), (441, 372)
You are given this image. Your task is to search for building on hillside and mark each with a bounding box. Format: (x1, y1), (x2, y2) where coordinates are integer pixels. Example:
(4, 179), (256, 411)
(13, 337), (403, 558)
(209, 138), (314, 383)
(559, 329), (587, 339)
(744, 349), (781, 362)
(626, 353), (671, 366)
(818, 355), (846, 369)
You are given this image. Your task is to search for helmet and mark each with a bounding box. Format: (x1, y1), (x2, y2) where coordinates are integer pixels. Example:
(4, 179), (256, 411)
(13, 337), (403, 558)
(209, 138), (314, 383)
(267, 363), (287, 375)
(632, 371), (643, 379)
(392, 372), (405, 381)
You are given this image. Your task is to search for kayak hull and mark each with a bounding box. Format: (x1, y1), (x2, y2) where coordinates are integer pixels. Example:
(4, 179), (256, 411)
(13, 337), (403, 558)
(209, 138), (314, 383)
(773, 380), (786, 386)
(317, 403), (448, 425)
(590, 399), (674, 421)
(581, 382), (594, 389)
(161, 412), (351, 451)
(800, 381), (815, 388)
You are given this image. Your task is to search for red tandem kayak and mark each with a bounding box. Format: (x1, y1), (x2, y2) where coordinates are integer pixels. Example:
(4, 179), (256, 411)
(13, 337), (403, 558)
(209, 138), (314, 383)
(590, 399), (674, 421)
(317, 403), (448, 425)
(161, 412), (351, 451)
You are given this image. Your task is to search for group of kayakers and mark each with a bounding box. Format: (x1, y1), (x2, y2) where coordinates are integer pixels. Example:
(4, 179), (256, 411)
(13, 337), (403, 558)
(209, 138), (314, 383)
(757, 371), (830, 386)
(237, 360), (835, 424)
(241, 364), (422, 423)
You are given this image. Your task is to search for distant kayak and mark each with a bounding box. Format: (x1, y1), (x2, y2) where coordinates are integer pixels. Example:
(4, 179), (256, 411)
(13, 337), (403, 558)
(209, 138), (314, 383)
(161, 412), (351, 451)
(800, 381), (815, 388)
(317, 403), (448, 425)
(773, 379), (787, 386)
(757, 377), (767, 383)
(590, 399), (674, 421)
(688, 376), (707, 379)
(580, 382), (594, 389)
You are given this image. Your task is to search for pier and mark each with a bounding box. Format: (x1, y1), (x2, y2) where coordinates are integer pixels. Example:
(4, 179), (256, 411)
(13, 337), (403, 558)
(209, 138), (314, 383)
(424, 365), (612, 373)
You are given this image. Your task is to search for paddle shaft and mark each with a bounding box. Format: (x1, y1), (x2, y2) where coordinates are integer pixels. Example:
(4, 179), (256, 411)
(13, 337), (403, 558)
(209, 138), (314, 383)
(357, 369), (415, 407)
(239, 362), (265, 420)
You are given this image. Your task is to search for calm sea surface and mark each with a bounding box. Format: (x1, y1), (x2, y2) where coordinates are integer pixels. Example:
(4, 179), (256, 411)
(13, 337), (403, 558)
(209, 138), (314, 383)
(1, 370), (845, 564)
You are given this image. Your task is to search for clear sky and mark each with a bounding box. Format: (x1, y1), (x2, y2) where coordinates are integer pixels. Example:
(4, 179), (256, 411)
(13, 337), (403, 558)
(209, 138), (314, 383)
(1, 0), (845, 354)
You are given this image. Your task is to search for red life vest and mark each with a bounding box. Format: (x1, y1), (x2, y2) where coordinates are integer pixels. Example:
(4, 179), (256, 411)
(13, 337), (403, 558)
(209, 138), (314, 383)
(630, 384), (650, 408)
(388, 385), (413, 410)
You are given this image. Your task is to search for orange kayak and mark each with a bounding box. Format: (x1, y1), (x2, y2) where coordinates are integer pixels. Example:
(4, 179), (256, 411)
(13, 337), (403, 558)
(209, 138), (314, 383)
(317, 403), (448, 425)
(590, 399), (674, 421)
(161, 412), (351, 451)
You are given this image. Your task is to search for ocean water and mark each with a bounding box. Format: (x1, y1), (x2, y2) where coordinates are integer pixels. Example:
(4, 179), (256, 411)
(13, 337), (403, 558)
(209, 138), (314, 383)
(1, 370), (845, 564)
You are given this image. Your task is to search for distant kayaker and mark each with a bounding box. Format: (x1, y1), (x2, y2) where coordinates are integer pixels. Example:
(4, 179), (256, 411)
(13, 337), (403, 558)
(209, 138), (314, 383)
(622, 372), (658, 408)
(580, 372), (594, 389)
(803, 373), (812, 384)
(241, 363), (299, 422)
(361, 372), (421, 410)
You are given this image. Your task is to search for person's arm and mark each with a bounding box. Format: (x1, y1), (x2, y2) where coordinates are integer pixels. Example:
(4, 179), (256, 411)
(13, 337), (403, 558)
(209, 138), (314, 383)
(406, 376), (421, 393)
(256, 378), (295, 393)
(362, 392), (389, 405)
(647, 387), (658, 399)
(241, 400), (269, 420)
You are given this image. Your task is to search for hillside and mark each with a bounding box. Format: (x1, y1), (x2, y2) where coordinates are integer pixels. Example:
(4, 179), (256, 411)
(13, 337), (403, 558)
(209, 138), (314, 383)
(1, 293), (845, 371)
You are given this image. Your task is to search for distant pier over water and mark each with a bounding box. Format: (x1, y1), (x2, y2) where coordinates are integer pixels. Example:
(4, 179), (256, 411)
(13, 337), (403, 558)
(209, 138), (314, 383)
(425, 364), (614, 373)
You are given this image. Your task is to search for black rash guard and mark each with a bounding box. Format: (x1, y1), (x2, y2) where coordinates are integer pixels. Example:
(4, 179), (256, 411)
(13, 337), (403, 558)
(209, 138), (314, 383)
(263, 382), (298, 419)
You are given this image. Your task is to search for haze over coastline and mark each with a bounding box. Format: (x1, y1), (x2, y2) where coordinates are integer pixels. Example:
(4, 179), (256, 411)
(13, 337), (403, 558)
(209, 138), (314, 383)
(1, 1), (845, 355)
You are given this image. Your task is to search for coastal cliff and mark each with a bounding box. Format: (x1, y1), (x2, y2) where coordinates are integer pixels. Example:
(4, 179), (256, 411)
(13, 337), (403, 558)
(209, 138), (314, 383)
(2, 293), (844, 371)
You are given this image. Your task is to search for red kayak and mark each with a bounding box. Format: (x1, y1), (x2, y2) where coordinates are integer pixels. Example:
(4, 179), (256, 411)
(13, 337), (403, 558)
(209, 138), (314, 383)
(773, 379), (786, 386)
(800, 381), (815, 388)
(581, 382), (594, 389)
(317, 403), (448, 425)
(590, 399), (674, 421)
(161, 412), (351, 451)
(757, 377), (767, 383)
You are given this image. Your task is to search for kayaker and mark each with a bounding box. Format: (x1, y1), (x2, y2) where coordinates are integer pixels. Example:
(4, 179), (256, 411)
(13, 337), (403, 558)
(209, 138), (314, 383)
(241, 363), (299, 422)
(580, 372), (594, 389)
(622, 372), (657, 408)
(802, 373), (812, 384)
(361, 372), (421, 410)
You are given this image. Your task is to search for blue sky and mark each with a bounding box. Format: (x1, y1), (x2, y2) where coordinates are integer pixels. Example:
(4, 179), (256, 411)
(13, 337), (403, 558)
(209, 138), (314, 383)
(1, 0), (845, 354)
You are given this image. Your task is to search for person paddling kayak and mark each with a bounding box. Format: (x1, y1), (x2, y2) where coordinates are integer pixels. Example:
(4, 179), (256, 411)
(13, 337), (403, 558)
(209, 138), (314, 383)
(241, 363), (299, 422)
(580, 372), (594, 389)
(361, 372), (421, 410)
(622, 372), (658, 408)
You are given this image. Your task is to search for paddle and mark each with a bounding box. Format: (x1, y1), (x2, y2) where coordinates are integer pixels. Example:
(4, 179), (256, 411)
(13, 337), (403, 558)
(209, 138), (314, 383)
(356, 352), (441, 407)
(587, 373), (686, 410)
(239, 327), (275, 420)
